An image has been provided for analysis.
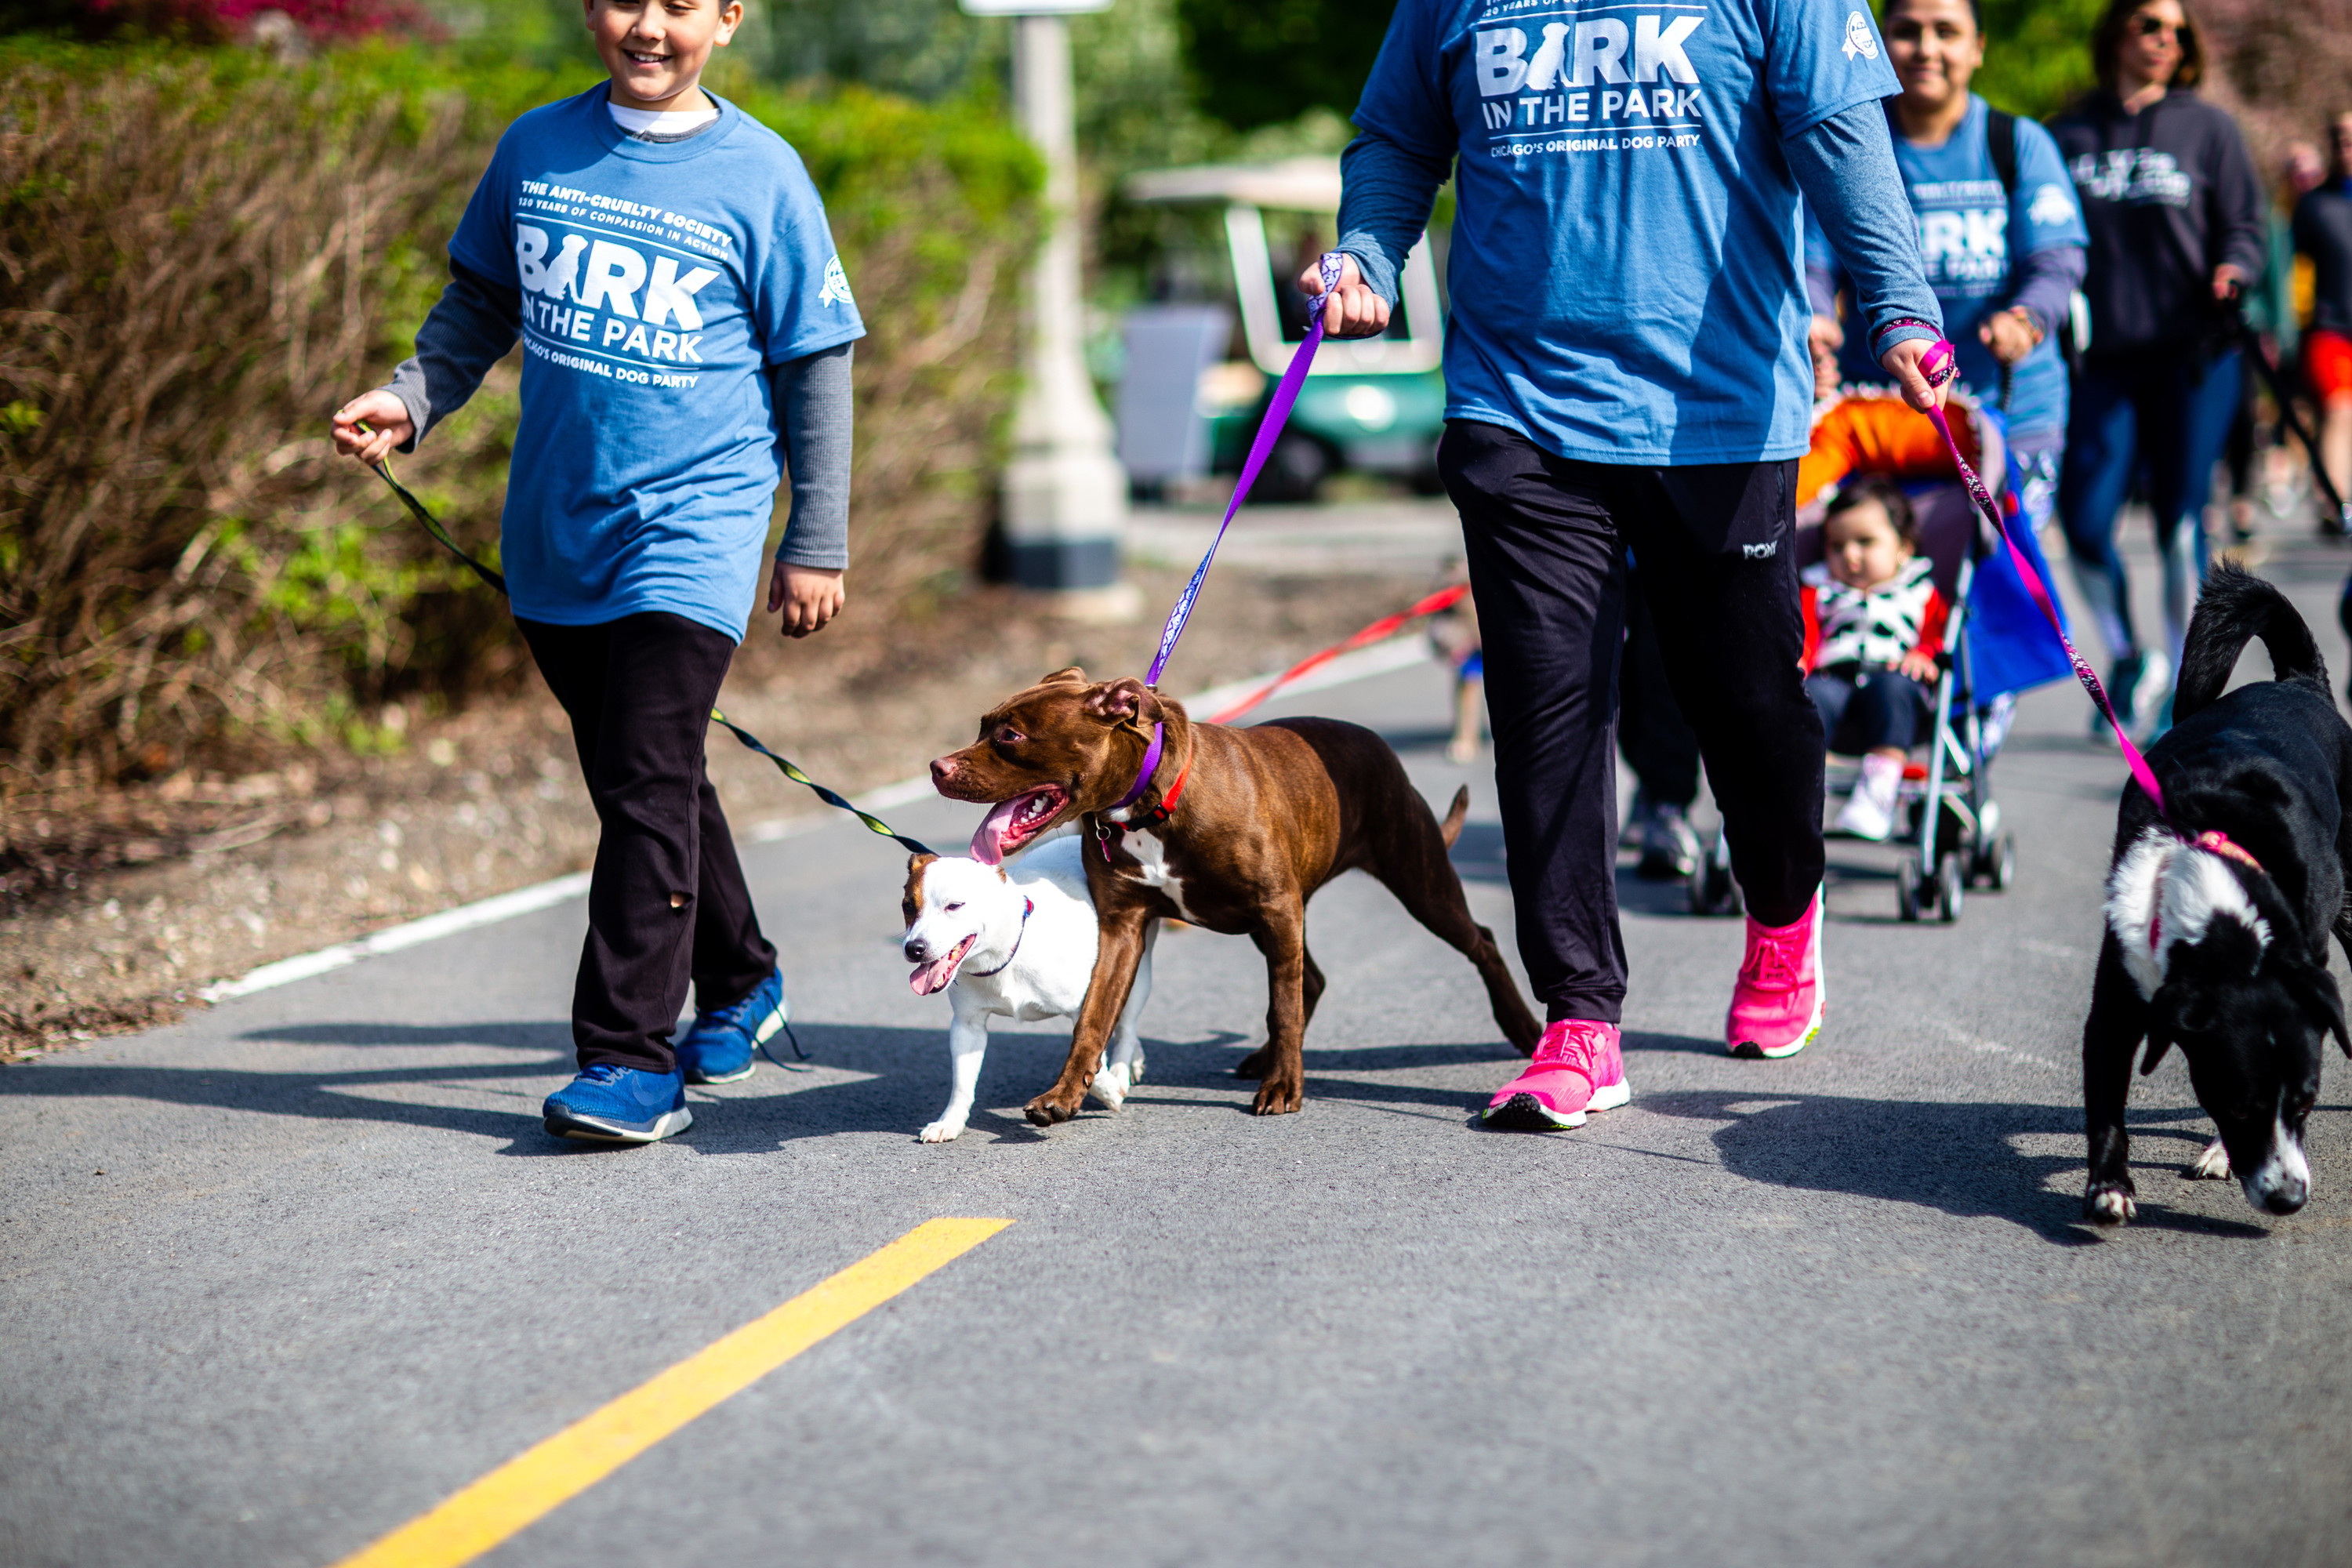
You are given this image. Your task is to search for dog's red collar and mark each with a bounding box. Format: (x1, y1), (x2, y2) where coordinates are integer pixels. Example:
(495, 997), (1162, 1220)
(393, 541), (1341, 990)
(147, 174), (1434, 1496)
(2145, 832), (2266, 959)
(2194, 830), (2263, 875)
(1094, 743), (1192, 861)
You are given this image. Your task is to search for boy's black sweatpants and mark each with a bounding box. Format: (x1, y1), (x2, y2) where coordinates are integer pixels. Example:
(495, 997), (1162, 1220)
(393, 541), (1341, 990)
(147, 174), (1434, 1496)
(518, 612), (778, 1074)
(1439, 420), (1825, 1025)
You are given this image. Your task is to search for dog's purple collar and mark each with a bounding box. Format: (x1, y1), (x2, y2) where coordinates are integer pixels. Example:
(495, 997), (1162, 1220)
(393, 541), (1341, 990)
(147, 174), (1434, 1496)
(963, 898), (1034, 978)
(1105, 721), (1165, 818)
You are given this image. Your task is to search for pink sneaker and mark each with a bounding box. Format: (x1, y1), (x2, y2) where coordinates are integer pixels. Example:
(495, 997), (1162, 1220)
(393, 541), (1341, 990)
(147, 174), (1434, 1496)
(1482, 1019), (1631, 1131)
(1727, 888), (1825, 1058)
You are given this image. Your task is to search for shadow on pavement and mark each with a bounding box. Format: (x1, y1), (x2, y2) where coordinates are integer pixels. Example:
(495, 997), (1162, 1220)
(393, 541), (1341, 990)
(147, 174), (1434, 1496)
(0, 1020), (576, 1149)
(1639, 1088), (2272, 1244)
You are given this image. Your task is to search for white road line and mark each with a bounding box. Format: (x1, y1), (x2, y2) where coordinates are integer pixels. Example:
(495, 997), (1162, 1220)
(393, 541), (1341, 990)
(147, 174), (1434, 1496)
(1926, 1019), (2066, 1074)
(199, 639), (1437, 1003)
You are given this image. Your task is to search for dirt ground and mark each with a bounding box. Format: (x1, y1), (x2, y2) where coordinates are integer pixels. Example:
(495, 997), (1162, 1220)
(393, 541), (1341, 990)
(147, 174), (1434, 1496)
(0, 562), (1442, 1060)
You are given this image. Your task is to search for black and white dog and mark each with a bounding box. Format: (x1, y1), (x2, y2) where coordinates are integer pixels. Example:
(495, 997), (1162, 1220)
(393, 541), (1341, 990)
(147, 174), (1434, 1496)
(2085, 564), (2352, 1224)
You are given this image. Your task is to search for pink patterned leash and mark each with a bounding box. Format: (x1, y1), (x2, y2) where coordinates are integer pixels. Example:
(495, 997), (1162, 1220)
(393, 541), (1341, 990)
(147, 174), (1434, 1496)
(1904, 333), (2168, 818)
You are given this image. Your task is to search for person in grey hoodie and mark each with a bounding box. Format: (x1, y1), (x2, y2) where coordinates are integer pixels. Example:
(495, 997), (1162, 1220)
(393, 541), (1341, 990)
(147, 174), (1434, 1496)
(2048, 0), (2264, 741)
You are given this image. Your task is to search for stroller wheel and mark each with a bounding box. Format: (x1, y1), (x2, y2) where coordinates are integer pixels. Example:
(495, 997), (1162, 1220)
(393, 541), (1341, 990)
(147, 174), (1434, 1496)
(1988, 833), (2016, 891)
(1936, 851), (1966, 923)
(1896, 855), (1922, 923)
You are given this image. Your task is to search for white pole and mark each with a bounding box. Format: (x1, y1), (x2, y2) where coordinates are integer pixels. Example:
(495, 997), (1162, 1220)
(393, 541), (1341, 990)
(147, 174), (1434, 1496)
(998, 10), (1135, 616)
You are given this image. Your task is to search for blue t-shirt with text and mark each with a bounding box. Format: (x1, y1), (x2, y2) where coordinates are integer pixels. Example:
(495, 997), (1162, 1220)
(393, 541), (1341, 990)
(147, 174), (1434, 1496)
(1808, 96), (2085, 436)
(1353, 0), (1901, 463)
(449, 88), (865, 642)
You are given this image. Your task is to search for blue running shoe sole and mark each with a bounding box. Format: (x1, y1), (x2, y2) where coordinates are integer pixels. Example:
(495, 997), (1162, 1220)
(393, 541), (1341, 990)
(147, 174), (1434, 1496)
(543, 1104), (694, 1143)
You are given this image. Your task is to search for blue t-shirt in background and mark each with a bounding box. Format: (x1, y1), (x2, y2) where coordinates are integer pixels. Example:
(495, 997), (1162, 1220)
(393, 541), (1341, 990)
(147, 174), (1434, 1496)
(1808, 96), (2085, 436)
(1352, 0), (1901, 463)
(449, 88), (866, 642)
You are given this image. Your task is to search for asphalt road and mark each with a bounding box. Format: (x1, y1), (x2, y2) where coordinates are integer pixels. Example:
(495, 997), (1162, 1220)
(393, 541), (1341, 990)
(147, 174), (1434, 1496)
(9, 529), (2352, 1568)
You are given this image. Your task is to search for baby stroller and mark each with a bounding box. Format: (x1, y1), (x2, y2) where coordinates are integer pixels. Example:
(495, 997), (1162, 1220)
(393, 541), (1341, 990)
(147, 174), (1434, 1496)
(1686, 390), (2075, 924)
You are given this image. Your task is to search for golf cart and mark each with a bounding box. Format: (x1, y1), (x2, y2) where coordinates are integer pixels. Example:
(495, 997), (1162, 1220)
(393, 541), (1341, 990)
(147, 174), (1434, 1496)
(1118, 157), (1446, 500)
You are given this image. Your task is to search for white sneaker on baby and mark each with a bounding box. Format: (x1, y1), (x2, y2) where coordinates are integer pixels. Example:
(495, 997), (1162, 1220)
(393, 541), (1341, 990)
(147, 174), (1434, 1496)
(1834, 753), (1904, 841)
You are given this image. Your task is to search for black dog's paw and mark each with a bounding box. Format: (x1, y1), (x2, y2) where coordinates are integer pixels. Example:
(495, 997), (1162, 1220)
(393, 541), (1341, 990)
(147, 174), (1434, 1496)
(2084, 1182), (2138, 1225)
(2183, 1138), (2232, 1181)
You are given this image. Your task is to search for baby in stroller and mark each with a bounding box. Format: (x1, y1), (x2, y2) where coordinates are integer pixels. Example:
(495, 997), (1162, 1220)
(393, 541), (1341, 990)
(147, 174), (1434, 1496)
(1803, 476), (1950, 841)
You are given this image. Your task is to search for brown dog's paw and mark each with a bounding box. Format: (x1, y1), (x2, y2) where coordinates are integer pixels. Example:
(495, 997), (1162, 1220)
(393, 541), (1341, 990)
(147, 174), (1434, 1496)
(1250, 1076), (1305, 1116)
(1023, 1091), (1080, 1127)
(1232, 1044), (1274, 1080)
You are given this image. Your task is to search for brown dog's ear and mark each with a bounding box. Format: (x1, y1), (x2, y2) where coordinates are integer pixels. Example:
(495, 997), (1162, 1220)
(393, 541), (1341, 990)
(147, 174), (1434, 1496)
(1039, 666), (1088, 687)
(1084, 676), (1163, 725)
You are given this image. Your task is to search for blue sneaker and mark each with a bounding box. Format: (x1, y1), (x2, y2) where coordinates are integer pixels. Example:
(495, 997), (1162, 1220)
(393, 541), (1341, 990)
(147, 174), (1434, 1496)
(543, 1064), (691, 1143)
(673, 966), (788, 1085)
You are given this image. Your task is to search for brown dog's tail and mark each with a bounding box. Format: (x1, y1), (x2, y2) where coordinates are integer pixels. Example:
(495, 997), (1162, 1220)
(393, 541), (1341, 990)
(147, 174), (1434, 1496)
(1438, 786), (1470, 849)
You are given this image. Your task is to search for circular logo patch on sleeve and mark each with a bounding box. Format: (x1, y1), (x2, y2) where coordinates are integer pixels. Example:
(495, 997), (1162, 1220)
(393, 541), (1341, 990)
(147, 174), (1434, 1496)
(819, 255), (855, 309)
(1842, 10), (1879, 59)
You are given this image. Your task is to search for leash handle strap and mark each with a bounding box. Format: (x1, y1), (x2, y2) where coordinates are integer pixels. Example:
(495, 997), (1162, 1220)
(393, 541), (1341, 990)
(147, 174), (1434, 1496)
(1909, 336), (2167, 816)
(1145, 252), (1345, 688)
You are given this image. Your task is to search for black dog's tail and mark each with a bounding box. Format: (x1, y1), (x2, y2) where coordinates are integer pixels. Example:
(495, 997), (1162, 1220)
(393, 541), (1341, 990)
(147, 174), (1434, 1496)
(2172, 561), (2329, 724)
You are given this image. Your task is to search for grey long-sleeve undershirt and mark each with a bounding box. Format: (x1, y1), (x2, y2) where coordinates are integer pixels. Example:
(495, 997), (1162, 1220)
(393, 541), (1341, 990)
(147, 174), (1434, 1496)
(1336, 97), (1940, 365)
(383, 261), (855, 572)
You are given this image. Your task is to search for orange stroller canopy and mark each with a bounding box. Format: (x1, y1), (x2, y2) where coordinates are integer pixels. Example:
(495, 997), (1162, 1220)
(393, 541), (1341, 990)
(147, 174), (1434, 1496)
(1796, 391), (1990, 510)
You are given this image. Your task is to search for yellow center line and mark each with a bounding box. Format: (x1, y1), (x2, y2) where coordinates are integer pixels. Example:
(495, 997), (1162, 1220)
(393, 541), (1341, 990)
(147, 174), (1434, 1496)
(329, 1217), (1014, 1568)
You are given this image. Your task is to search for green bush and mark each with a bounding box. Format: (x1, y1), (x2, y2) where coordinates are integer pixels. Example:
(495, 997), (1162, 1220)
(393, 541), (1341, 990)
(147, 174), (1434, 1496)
(0, 40), (1038, 785)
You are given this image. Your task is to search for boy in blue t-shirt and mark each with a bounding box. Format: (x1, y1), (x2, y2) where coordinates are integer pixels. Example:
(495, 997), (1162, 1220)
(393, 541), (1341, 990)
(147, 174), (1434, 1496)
(332, 0), (866, 1145)
(1806, 0), (2087, 545)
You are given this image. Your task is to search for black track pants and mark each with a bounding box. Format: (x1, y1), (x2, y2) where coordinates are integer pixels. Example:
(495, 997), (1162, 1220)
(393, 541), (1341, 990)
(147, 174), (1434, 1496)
(1439, 420), (1825, 1024)
(519, 612), (778, 1073)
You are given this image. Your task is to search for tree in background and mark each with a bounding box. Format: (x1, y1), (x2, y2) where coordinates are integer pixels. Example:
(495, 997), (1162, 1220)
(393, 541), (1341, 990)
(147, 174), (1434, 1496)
(1172, 0), (1397, 132)
(1967, 0), (2102, 121)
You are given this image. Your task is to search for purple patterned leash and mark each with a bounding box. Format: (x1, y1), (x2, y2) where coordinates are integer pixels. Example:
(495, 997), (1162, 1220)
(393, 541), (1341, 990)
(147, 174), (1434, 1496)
(1144, 251), (1345, 689)
(1904, 333), (2168, 817)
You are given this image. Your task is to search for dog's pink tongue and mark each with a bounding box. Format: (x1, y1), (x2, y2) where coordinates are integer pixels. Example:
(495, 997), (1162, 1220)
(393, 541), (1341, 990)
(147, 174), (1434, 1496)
(909, 954), (960, 996)
(971, 799), (1023, 866)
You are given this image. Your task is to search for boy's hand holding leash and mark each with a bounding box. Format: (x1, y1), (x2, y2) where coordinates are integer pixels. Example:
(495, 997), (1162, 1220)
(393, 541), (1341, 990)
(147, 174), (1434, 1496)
(332, 391), (413, 466)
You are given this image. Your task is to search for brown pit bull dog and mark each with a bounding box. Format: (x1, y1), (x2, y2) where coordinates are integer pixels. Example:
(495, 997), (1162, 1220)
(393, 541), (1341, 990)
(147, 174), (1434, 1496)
(930, 668), (1543, 1123)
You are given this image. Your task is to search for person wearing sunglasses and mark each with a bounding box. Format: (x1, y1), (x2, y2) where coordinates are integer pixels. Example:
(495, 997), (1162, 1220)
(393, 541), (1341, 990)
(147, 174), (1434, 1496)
(2047, 0), (2266, 742)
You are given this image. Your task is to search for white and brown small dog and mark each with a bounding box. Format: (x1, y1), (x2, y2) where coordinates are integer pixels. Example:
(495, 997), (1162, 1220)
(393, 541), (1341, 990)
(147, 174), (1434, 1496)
(900, 833), (1156, 1142)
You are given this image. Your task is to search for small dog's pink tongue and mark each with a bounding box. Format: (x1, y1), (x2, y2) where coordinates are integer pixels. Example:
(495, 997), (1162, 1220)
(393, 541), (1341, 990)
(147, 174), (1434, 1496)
(909, 936), (973, 996)
(971, 799), (1024, 866)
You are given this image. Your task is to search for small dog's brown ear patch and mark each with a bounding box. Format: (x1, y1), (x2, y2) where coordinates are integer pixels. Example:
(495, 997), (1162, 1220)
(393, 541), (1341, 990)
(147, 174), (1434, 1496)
(1039, 666), (1088, 687)
(904, 852), (938, 898)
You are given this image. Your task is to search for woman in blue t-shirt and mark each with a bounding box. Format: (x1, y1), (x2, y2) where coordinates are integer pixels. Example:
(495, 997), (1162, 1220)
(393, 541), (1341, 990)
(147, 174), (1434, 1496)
(1807, 0), (2089, 549)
